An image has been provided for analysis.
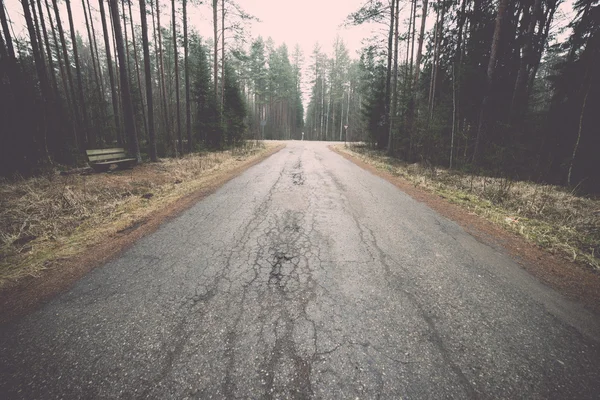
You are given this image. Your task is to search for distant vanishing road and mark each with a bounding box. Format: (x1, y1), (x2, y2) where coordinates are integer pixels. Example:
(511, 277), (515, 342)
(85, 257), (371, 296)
(1, 141), (600, 399)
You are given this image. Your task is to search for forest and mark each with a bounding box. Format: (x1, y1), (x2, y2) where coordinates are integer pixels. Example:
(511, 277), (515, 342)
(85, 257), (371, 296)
(0, 0), (598, 191)
(0, 0), (303, 175)
(304, 0), (599, 192)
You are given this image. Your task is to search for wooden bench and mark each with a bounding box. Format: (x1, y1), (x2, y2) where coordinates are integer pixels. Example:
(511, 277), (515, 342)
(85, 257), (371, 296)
(86, 148), (137, 172)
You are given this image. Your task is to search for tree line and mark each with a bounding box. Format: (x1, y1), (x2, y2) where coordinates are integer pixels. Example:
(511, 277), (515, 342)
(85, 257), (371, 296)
(0, 0), (304, 176)
(306, 0), (598, 192)
(3, 0), (597, 191)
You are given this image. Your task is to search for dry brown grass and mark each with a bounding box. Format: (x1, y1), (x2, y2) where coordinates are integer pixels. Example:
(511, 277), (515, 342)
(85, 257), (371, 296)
(336, 144), (600, 271)
(0, 141), (276, 286)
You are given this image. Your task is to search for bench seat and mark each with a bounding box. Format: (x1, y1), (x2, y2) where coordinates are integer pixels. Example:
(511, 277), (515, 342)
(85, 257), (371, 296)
(86, 148), (137, 172)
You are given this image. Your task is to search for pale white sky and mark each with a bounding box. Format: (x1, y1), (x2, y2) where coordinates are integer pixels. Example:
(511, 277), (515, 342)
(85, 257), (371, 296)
(3, 0), (575, 58)
(4, 0), (381, 107)
(4, 0), (574, 107)
(4, 0), (375, 56)
(239, 0), (375, 56)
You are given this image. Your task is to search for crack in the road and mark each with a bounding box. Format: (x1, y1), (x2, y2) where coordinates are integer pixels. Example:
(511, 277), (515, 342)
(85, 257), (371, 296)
(255, 210), (317, 398)
(291, 159), (305, 186)
(292, 172), (305, 185)
(6, 145), (597, 399)
(212, 152), (320, 399)
(268, 251), (295, 287)
(319, 157), (480, 398)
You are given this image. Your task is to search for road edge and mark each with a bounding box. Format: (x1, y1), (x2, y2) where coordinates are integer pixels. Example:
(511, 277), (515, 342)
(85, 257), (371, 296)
(329, 145), (600, 317)
(0, 144), (286, 324)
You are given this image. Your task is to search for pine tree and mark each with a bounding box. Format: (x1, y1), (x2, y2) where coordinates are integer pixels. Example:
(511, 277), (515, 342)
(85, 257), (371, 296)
(139, 0), (157, 161)
(223, 62), (246, 145)
(108, 0), (141, 162)
(191, 35), (219, 148)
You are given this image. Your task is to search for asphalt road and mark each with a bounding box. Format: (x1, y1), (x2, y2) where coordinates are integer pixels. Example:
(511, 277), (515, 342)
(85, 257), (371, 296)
(1, 141), (600, 399)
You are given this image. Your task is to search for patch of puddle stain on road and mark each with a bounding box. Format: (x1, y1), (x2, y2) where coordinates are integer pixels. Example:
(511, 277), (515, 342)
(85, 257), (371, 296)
(268, 251), (294, 286)
(292, 172), (305, 185)
(291, 159), (305, 185)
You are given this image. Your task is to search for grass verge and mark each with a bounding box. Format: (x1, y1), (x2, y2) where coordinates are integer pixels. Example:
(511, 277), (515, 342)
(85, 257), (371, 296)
(0, 141), (282, 288)
(334, 144), (599, 272)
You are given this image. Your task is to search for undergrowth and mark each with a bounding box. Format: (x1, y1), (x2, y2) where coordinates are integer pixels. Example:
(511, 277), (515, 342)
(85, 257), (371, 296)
(0, 141), (271, 286)
(339, 144), (600, 271)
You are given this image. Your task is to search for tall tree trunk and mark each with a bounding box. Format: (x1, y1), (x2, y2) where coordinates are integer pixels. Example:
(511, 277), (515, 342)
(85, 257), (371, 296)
(320, 76), (324, 139)
(139, 0), (156, 161)
(455, 0), (467, 61)
(82, 0), (100, 96)
(99, 0), (122, 144)
(183, 0), (191, 152)
(22, 0), (51, 160)
(510, 0), (541, 122)
(89, 0), (110, 145)
(474, 0), (509, 163)
(454, 0), (467, 154)
(409, 0), (417, 79)
(44, 0), (62, 71)
(407, 0), (418, 158)
(128, 0), (148, 140)
(52, 0), (80, 148)
(86, 0), (105, 96)
(428, 6), (439, 114)
(155, 0), (170, 144)
(0, 0), (15, 58)
(213, 0), (218, 106)
(312, 61), (318, 139)
(526, 0), (557, 96)
(108, 0), (141, 161)
(30, 0), (46, 66)
(413, 0), (428, 87)
(120, 0), (134, 141)
(108, 0), (124, 135)
(345, 86), (350, 141)
(404, 0), (418, 157)
(384, 0), (395, 143)
(45, 0), (73, 130)
(150, 0), (162, 129)
(427, 8), (440, 115)
(404, 0), (413, 101)
(567, 66), (592, 186)
(430, 3), (445, 117)
(339, 91), (344, 141)
(450, 63), (456, 169)
(37, 0), (73, 157)
(172, 0), (182, 154)
(220, 0), (225, 118)
(35, 0), (58, 93)
(65, 0), (89, 147)
(121, 0), (130, 74)
(325, 85), (331, 140)
(387, 0), (400, 154)
(81, 0), (104, 146)
(0, 27), (7, 58)
(331, 95), (336, 142)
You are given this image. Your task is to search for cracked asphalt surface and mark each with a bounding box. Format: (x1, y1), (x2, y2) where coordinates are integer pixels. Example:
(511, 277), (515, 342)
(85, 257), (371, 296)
(2, 141), (600, 399)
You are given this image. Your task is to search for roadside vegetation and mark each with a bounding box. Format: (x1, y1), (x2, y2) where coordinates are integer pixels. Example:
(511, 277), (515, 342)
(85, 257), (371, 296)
(0, 142), (277, 287)
(337, 144), (600, 272)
